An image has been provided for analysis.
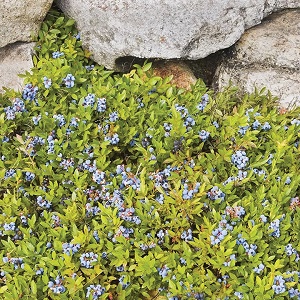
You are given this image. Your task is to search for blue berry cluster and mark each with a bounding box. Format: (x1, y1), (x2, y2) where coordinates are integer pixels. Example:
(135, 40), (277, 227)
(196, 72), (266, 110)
(52, 51), (64, 58)
(196, 93), (209, 111)
(184, 115), (195, 129)
(97, 98), (107, 112)
(181, 228), (193, 241)
(24, 171), (35, 181)
(80, 159), (97, 173)
(117, 165), (141, 190)
(163, 122), (172, 137)
(118, 275), (130, 289)
(32, 114), (42, 125)
(48, 275), (66, 294)
(93, 230), (100, 242)
(175, 104), (188, 118)
(43, 76), (52, 88)
(4, 98), (26, 120)
(36, 267), (44, 275)
(261, 122), (271, 130)
(85, 64), (95, 71)
(82, 93), (95, 107)
(70, 116), (79, 127)
(289, 287), (300, 298)
(2, 257), (24, 269)
(210, 226), (228, 245)
(51, 214), (61, 227)
(285, 244), (300, 262)
(112, 226), (134, 242)
(238, 125), (250, 136)
(63, 73), (75, 88)
(231, 150), (249, 170)
(182, 182), (201, 200)
(269, 218), (282, 238)
(234, 291), (244, 299)
(20, 214), (28, 226)
(199, 130), (210, 141)
(84, 186), (102, 202)
(104, 190), (124, 210)
(80, 252), (98, 268)
(109, 111), (119, 122)
(140, 240), (156, 251)
(85, 202), (100, 217)
(24, 136), (45, 156)
(225, 206), (245, 219)
(36, 196), (52, 210)
(118, 207), (141, 224)
(62, 242), (81, 255)
(156, 229), (168, 244)
(291, 118), (300, 126)
(207, 186), (225, 201)
(0, 221), (22, 241)
(237, 235), (257, 256)
(223, 170), (248, 185)
(272, 275), (286, 294)
(223, 254), (236, 267)
(259, 214), (268, 223)
(4, 169), (16, 179)
(253, 168), (266, 178)
(149, 166), (174, 191)
(53, 114), (66, 127)
(253, 263), (265, 274)
(92, 170), (106, 184)
(46, 132), (56, 154)
(174, 104), (196, 131)
(3, 222), (16, 231)
(104, 133), (120, 145)
(158, 265), (170, 278)
(59, 158), (75, 170)
(22, 84), (38, 101)
(86, 284), (105, 299)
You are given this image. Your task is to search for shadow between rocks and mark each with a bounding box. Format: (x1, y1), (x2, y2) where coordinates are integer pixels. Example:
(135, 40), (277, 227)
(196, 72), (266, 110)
(114, 46), (234, 88)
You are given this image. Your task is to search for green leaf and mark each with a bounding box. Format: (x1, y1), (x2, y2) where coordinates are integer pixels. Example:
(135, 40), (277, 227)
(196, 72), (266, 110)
(166, 87), (173, 98)
(142, 62), (152, 71)
(0, 286), (8, 294)
(31, 281), (37, 295)
(65, 19), (75, 27)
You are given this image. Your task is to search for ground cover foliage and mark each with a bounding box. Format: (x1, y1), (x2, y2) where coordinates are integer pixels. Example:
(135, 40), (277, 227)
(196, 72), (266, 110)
(1, 8), (300, 300)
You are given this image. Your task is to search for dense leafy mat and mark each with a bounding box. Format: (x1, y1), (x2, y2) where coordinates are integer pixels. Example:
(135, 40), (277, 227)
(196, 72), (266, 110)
(1, 8), (300, 300)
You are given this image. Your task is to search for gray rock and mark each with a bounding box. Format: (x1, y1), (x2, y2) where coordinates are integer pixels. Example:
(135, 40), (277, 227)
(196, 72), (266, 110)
(56, 0), (299, 69)
(215, 10), (300, 108)
(0, 42), (35, 93)
(0, 0), (53, 48)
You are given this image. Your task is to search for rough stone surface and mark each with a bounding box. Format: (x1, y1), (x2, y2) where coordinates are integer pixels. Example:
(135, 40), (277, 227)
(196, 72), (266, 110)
(0, 43), (35, 93)
(215, 9), (300, 108)
(57, 0), (299, 69)
(0, 0), (53, 48)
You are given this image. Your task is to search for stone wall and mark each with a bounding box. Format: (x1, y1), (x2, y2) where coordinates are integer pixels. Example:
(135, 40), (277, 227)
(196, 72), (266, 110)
(0, 0), (299, 107)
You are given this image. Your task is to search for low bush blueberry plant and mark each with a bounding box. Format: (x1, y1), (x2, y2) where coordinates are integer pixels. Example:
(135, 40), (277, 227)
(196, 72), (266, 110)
(1, 8), (300, 300)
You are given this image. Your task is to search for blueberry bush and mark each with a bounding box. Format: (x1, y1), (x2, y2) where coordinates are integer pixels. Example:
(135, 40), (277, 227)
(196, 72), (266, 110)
(1, 8), (300, 300)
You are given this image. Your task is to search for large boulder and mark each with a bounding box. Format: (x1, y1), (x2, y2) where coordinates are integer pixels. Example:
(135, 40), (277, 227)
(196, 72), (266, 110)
(0, 0), (53, 48)
(0, 0), (53, 92)
(0, 43), (35, 93)
(56, 0), (299, 69)
(215, 9), (300, 108)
